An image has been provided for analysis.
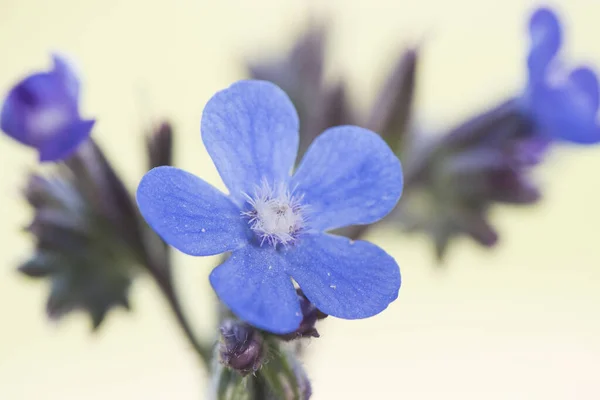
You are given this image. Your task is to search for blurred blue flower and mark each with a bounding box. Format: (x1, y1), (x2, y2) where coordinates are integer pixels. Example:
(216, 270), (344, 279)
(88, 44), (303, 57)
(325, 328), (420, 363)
(1, 54), (95, 161)
(524, 7), (600, 144)
(136, 80), (403, 333)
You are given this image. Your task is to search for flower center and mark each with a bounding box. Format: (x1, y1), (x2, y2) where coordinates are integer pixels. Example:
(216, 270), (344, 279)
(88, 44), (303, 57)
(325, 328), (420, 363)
(28, 106), (71, 139)
(242, 180), (306, 247)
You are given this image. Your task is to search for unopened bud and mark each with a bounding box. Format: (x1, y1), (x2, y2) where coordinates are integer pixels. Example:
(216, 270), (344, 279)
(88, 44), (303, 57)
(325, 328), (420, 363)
(280, 290), (327, 341)
(146, 121), (173, 169)
(219, 319), (264, 376)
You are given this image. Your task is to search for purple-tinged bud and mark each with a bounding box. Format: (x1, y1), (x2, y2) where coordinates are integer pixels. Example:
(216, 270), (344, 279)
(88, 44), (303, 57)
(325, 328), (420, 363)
(280, 290), (326, 341)
(219, 319), (264, 376)
(146, 121), (173, 169)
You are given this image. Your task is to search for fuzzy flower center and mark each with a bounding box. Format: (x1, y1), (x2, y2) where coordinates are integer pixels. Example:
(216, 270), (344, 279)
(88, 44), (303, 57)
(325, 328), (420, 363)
(242, 181), (306, 247)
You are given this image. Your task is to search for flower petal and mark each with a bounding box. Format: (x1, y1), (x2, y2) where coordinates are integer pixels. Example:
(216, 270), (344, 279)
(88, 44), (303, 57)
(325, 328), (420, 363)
(530, 80), (600, 145)
(51, 54), (81, 103)
(210, 245), (301, 333)
(285, 233), (400, 319)
(528, 7), (562, 81)
(136, 166), (248, 256)
(291, 126), (403, 231)
(1, 79), (35, 145)
(38, 119), (94, 162)
(201, 80), (299, 205)
(569, 67), (599, 112)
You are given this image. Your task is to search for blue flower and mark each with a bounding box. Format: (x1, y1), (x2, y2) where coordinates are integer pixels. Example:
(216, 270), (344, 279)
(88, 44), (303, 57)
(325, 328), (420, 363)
(136, 80), (403, 333)
(1, 54), (95, 161)
(523, 7), (600, 144)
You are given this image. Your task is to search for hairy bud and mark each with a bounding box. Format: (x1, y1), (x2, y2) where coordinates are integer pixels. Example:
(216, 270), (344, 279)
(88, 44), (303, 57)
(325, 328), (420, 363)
(219, 319), (264, 376)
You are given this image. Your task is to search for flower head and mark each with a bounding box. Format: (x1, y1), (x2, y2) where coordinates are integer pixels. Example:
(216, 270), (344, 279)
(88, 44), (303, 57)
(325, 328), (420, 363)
(137, 80), (403, 333)
(397, 100), (545, 259)
(523, 7), (600, 144)
(19, 126), (171, 329)
(1, 54), (95, 161)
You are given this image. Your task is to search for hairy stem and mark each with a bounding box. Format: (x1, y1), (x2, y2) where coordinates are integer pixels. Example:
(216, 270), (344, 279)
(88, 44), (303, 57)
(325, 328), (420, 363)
(147, 261), (213, 367)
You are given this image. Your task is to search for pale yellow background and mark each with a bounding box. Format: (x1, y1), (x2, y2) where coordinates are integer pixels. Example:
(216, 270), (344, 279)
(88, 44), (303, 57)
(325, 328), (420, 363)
(1, 0), (599, 399)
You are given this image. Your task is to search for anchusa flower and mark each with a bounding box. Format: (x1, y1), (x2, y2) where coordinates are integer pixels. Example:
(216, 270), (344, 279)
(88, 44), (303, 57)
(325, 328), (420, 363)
(1, 54), (95, 162)
(19, 125), (172, 328)
(137, 80), (403, 334)
(522, 7), (600, 144)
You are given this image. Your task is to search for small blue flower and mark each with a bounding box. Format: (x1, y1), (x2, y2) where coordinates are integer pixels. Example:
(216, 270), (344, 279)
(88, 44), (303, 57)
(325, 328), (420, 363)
(1, 54), (95, 161)
(524, 7), (600, 144)
(136, 80), (403, 333)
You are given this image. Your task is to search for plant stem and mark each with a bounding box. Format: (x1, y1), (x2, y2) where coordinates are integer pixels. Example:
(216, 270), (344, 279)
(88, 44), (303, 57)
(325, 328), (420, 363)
(148, 263), (213, 367)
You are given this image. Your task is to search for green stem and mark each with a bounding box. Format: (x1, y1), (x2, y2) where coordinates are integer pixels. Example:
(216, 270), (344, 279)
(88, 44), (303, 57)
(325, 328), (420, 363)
(145, 259), (213, 368)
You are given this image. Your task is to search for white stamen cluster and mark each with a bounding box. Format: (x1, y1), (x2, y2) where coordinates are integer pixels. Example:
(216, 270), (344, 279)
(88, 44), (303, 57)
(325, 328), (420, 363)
(242, 180), (306, 247)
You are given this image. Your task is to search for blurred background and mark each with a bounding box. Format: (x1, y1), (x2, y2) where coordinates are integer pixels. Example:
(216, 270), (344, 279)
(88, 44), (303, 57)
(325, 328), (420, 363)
(1, 0), (600, 398)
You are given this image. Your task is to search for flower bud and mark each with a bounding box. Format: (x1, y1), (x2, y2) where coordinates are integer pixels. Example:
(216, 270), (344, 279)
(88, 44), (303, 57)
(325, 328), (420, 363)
(280, 290), (327, 341)
(219, 319), (264, 376)
(146, 121), (173, 169)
